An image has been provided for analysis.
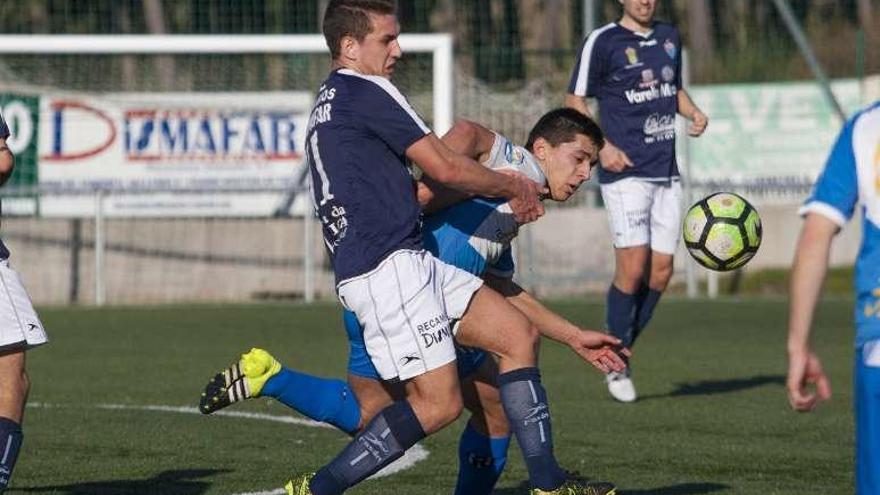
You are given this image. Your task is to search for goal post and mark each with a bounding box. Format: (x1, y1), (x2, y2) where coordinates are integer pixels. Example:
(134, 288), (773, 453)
(0, 34), (454, 306)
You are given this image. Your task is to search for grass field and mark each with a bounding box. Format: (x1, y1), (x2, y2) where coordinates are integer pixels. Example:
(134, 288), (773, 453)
(9, 297), (856, 494)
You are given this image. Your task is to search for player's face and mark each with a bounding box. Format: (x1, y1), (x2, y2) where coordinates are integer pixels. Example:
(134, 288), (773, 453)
(540, 134), (599, 202)
(620, 0), (657, 26)
(356, 14), (403, 78)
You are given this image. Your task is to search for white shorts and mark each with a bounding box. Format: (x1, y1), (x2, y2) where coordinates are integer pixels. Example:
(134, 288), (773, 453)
(600, 178), (683, 255)
(0, 260), (47, 351)
(337, 249), (484, 382)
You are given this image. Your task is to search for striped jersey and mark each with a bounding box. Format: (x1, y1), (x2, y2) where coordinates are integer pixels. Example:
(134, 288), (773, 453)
(800, 101), (880, 344)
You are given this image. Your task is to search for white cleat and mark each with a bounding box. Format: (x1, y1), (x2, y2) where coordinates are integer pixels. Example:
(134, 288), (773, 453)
(605, 369), (637, 403)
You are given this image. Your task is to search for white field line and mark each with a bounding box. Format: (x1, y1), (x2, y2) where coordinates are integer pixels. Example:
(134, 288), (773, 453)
(27, 402), (430, 494)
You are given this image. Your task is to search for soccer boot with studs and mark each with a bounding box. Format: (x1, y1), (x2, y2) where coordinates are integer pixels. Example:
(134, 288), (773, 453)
(285, 472), (316, 495)
(199, 347), (281, 414)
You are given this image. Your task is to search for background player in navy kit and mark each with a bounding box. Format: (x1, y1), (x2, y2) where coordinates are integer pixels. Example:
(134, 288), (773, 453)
(565, 0), (708, 402)
(0, 113), (48, 492)
(285, 2), (611, 494)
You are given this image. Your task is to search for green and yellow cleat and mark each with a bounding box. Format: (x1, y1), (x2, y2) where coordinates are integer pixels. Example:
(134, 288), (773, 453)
(285, 472), (316, 495)
(198, 347), (282, 414)
(531, 480), (617, 495)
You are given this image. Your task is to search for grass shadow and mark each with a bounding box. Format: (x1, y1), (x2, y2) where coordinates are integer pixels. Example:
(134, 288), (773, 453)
(639, 374), (785, 401)
(12, 468), (230, 495)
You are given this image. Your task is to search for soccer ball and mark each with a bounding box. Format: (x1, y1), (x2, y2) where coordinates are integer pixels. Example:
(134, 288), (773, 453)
(682, 192), (762, 271)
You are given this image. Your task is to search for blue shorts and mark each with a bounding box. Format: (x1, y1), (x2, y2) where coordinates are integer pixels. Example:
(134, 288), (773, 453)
(855, 339), (880, 494)
(344, 309), (488, 381)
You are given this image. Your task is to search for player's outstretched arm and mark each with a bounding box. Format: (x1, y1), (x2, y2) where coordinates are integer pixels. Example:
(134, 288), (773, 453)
(417, 120), (499, 213)
(677, 89), (708, 137)
(0, 137), (15, 187)
(787, 213), (837, 412)
(483, 272), (629, 373)
(407, 134), (543, 224)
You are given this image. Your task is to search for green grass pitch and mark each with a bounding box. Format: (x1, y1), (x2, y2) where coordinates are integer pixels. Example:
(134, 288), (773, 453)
(11, 297), (854, 494)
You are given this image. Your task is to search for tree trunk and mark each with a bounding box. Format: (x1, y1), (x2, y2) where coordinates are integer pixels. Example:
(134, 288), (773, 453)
(688, 1), (714, 81)
(857, 0), (875, 71)
(143, 0), (176, 90)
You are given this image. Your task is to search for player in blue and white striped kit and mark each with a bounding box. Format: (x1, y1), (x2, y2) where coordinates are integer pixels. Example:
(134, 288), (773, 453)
(788, 101), (880, 495)
(201, 109), (628, 495)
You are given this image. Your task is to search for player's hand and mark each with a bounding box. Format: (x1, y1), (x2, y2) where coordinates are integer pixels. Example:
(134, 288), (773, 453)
(688, 110), (708, 137)
(786, 348), (832, 412)
(598, 142), (633, 173)
(507, 173), (544, 225)
(567, 330), (631, 373)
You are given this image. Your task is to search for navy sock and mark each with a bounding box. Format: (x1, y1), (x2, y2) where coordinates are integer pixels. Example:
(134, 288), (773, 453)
(0, 417), (22, 490)
(607, 284), (638, 348)
(310, 400), (426, 495)
(497, 367), (565, 491)
(262, 368), (361, 434)
(632, 289), (662, 346)
(454, 422), (510, 495)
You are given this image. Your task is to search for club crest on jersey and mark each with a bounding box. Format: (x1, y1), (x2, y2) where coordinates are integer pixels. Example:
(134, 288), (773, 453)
(662, 65), (675, 82)
(625, 47), (640, 66)
(664, 39), (677, 59)
(504, 141), (525, 166)
(640, 69), (656, 88)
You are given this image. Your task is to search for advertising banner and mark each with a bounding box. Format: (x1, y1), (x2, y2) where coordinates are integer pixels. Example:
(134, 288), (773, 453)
(34, 92), (312, 217)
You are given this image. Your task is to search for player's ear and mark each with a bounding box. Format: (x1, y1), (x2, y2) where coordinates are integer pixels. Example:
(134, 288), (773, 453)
(532, 137), (549, 161)
(339, 35), (359, 62)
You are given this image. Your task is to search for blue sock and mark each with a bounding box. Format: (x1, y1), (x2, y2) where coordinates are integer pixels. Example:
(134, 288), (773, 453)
(607, 284), (638, 348)
(454, 422), (510, 495)
(310, 400), (426, 495)
(0, 417), (22, 490)
(497, 367), (565, 491)
(632, 288), (662, 346)
(262, 368), (361, 434)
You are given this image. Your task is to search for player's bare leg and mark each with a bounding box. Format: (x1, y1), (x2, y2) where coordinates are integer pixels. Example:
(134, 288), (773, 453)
(455, 286), (613, 494)
(0, 350), (27, 423)
(347, 374), (400, 431)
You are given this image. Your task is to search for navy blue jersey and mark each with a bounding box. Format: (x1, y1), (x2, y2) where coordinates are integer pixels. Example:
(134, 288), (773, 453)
(0, 113), (11, 260)
(569, 22), (682, 184)
(306, 69), (431, 284)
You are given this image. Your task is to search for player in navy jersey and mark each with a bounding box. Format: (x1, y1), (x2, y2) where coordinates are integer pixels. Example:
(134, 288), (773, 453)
(200, 108), (628, 495)
(0, 113), (48, 492)
(219, 2), (615, 494)
(787, 101), (880, 494)
(565, 0), (708, 403)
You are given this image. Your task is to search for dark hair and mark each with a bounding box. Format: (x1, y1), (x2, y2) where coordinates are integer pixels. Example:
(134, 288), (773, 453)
(525, 107), (604, 152)
(322, 0), (396, 59)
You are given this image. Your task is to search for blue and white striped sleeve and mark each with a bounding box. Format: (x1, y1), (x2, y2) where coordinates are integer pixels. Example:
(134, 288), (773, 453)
(799, 118), (858, 227)
(486, 245), (515, 278)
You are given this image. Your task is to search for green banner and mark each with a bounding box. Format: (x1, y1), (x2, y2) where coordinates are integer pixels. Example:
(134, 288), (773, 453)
(686, 79), (865, 183)
(0, 94), (39, 189)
